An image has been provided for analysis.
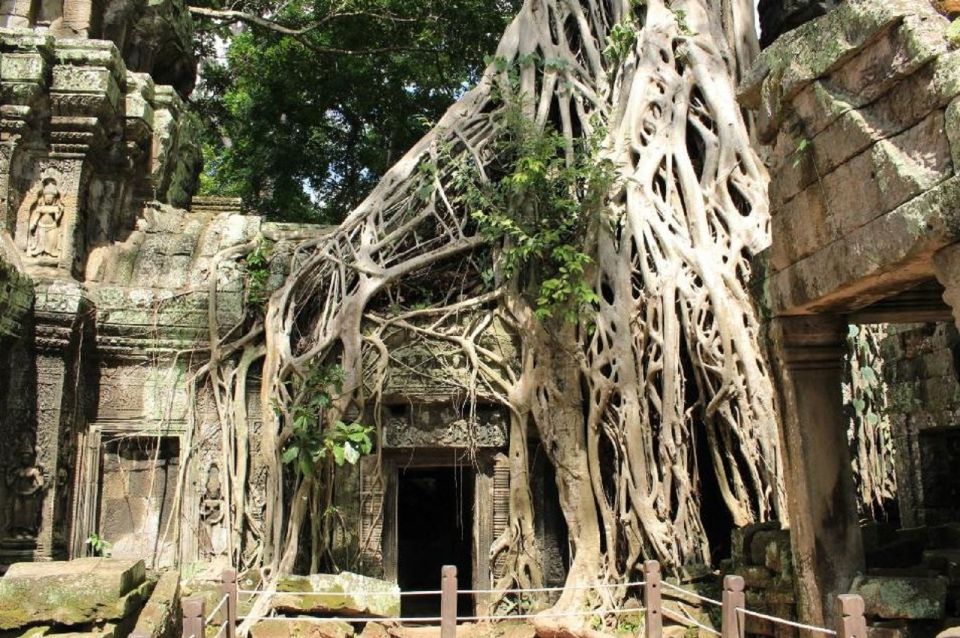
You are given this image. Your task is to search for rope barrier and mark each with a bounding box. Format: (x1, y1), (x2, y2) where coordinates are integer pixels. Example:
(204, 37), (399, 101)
(736, 607), (837, 635)
(240, 607), (647, 625)
(239, 615), (444, 624)
(206, 594), (230, 624)
(238, 580), (644, 599)
(457, 580), (646, 595)
(237, 589), (442, 597)
(458, 607), (647, 622)
(214, 573), (849, 638)
(659, 581), (723, 607)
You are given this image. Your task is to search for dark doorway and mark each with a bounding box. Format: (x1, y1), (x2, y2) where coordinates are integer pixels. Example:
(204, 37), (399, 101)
(397, 466), (474, 618)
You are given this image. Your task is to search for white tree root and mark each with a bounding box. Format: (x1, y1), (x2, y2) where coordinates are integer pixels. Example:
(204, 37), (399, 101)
(188, 0), (786, 633)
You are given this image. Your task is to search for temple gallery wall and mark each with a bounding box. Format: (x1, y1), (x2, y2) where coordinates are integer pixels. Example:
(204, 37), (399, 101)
(3, 0), (960, 636)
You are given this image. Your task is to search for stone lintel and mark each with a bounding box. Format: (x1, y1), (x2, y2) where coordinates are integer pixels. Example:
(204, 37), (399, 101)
(758, 175), (960, 317)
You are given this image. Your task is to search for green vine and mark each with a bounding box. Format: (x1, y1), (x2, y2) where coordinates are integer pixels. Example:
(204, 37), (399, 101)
(85, 532), (112, 557)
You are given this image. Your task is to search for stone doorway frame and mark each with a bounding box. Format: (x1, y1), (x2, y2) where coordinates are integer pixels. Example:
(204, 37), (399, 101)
(380, 448), (500, 606)
(69, 420), (196, 565)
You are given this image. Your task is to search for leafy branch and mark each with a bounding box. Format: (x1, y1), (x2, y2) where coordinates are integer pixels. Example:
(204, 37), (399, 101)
(454, 94), (613, 321)
(281, 364), (373, 478)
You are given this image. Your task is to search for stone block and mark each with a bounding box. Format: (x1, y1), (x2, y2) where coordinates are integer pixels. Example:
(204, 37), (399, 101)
(741, 565), (775, 589)
(771, 110), (953, 271)
(851, 574), (947, 620)
(749, 529), (791, 567)
(930, 523), (960, 549)
(731, 522), (781, 566)
(131, 570), (180, 638)
(0, 558), (152, 629)
(1, 53), (45, 82)
(921, 350), (956, 379)
(272, 573), (400, 618)
(947, 98), (960, 173)
(250, 619), (354, 638)
(763, 173), (960, 315)
(51, 64), (113, 93)
(357, 622), (389, 638)
(742, 0), (943, 141)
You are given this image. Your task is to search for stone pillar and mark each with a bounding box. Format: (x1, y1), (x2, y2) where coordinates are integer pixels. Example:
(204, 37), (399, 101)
(0, 32), (52, 234)
(27, 281), (86, 560)
(768, 315), (864, 627)
(934, 243), (960, 332)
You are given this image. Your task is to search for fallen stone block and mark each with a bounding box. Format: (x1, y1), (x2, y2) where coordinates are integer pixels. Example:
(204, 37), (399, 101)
(0, 559), (152, 630)
(250, 618), (354, 638)
(272, 573), (400, 618)
(131, 570), (181, 638)
(851, 575), (947, 620)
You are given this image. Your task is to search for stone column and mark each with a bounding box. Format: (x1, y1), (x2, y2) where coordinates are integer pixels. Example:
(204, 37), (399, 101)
(30, 281), (87, 560)
(768, 315), (864, 627)
(934, 243), (960, 332)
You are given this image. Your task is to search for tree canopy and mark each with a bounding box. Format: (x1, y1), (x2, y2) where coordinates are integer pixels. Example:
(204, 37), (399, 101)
(191, 0), (520, 222)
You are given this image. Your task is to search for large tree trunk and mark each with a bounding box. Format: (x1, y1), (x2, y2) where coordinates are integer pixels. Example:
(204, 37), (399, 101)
(197, 1), (785, 630)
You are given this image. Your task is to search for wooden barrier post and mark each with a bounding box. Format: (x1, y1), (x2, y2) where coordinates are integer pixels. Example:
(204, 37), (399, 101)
(182, 597), (206, 638)
(835, 595), (867, 638)
(643, 560), (662, 638)
(721, 575), (745, 638)
(221, 568), (238, 638)
(441, 565), (458, 638)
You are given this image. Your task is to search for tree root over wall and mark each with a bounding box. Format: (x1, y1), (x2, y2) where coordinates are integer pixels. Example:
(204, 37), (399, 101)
(182, 1), (788, 635)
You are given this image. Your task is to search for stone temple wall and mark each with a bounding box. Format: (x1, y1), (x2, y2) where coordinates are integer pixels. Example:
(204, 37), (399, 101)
(0, 2), (519, 570)
(882, 323), (960, 528)
(0, 0), (278, 568)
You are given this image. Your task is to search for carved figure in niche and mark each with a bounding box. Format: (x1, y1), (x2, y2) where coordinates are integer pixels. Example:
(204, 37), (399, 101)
(4, 435), (45, 540)
(26, 177), (65, 259)
(199, 463), (228, 557)
(201, 463), (224, 526)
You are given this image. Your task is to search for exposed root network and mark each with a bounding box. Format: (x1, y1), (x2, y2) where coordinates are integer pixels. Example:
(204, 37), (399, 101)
(184, 0), (785, 634)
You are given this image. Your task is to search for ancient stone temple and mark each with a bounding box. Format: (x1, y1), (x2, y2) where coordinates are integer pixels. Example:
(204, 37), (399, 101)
(0, 0), (570, 591)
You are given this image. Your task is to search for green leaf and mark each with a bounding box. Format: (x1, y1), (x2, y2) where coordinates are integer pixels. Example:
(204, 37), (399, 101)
(343, 441), (360, 465)
(332, 445), (346, 466)
(299, 456), (313, 477)
(282, 445), (300, 464)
